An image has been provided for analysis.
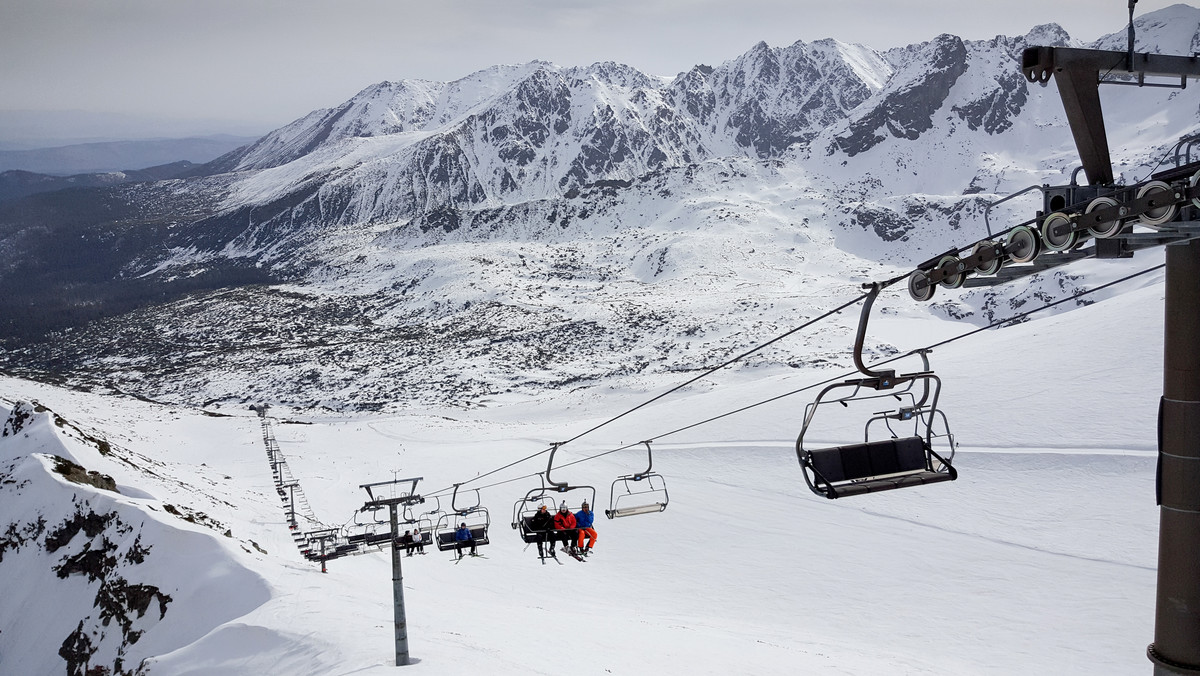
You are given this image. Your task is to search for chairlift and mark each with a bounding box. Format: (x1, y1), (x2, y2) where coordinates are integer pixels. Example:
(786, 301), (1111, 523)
(511, 473), (563, 547)
(419, 495), (445, 524)
(796, 283), (958, 499)
(515, 444), (597, 538)
(347, 503), (390, 547)
(409, 496), (443, 550)
(433, 484), (491, 552)
(354, 502), (391, 526)
(605, 441), (669, 519)
(510, 445), (597, 555)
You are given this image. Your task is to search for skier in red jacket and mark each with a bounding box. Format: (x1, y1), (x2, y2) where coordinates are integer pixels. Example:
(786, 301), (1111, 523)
(553, 502), (577, 555)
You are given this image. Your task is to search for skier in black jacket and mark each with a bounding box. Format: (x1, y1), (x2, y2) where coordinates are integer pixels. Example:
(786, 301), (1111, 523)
(528, 504), (556, 559)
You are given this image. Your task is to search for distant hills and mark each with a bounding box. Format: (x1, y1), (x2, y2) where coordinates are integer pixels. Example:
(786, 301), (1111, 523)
(0, 135), (260, 176)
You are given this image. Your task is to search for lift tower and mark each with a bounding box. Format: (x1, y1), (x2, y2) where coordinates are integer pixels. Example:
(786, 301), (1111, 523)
(1021, 9), (1200, 672)
(360, 477), (424, 667)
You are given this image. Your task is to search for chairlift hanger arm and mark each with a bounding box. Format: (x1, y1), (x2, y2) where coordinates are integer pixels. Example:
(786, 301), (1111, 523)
(546, 442), (568, 490)
(632, 441), (654, 480)
(450, 483), (482, 513)
(853, 283), (895, 385)
(853, 283), (929, 389)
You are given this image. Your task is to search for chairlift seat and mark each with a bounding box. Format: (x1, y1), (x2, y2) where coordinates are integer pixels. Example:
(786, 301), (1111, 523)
(605, 502), (667, 518)
(517, 516), (581, 543)
(518, 516), (552, 544)
(803, 436), (956, 499)
(436, 526), (490, 551)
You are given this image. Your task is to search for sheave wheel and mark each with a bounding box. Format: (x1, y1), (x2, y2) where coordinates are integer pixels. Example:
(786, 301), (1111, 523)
(1190, 170), (1200, 210)
(972, 240), (1002, 276)
(937, 254), (965, 289)
(1007, 225), (1041, 264)
(1040, 212), (1077, 252)
(1085, 196), (1123, 239)
(1137, 180), (1177, 228)
(908, 269), (935, 302)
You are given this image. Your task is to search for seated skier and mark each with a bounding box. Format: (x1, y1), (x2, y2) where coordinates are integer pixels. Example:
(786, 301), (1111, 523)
(529, 503), (556, 559)
(575, 501), (598, 556)
(553, 502), (577, 555)
(454, 522), (478, 559)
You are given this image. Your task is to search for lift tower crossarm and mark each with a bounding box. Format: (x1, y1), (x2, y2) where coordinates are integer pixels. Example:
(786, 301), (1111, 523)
(1022, 46), (1200, 187)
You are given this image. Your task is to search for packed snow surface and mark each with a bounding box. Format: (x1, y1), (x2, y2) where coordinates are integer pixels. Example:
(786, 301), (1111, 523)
(0, 279), (1164, 675)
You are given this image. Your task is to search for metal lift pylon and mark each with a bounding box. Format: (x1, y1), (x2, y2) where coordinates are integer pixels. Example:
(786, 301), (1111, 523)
(1021, 3), (1200, 671)
(360, 477), (425, 667)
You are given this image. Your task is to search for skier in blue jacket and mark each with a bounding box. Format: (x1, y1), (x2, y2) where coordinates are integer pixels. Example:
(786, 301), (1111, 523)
(575, 502), (597, 556)
(454, 522), (477, 558)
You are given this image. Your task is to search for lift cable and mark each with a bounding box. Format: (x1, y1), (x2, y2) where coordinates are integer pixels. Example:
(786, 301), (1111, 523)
(422, 289), (876, 498)
(422, 261), (1164, 501)
(552, 290), (876, 449)
(635, 260), (1166, 447)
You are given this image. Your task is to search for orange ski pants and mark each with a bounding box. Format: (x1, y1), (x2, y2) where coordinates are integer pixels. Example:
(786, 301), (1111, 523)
(577, 527), (597, 549)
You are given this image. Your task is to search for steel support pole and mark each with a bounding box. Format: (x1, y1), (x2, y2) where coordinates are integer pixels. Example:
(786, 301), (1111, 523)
(389, 504), (411, 666)
(1150, 239), (1200, 674)
(1053, 66), (1114, 187)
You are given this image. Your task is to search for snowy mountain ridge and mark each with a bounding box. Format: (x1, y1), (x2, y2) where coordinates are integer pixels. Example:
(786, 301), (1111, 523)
(1, 6), (1199, 414)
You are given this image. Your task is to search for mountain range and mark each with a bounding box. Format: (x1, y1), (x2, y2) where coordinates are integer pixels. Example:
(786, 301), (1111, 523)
(2, 5), (1199, 411)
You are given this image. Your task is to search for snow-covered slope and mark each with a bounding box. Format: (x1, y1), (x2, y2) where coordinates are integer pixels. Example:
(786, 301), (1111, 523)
(0, 273), (1166, 674)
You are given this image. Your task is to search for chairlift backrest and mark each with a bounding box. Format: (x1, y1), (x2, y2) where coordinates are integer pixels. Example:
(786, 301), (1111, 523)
(511, 485), (563, 544)
(511, 484), (559, 529)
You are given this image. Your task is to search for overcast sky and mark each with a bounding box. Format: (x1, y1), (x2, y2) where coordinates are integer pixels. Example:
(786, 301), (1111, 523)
(0, 0), (1186, 138)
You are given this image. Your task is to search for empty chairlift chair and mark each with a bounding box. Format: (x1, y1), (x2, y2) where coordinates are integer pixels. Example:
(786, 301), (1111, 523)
(796, 284), (958, 499)
(347, 503), (394, 549)
(796, 380), (958, 498)
(605, 441), (669, 519)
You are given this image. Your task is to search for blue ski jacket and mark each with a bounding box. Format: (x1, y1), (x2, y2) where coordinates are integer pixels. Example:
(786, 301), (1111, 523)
(455, 526), (473, 541)
(575, 509), (595, 529)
